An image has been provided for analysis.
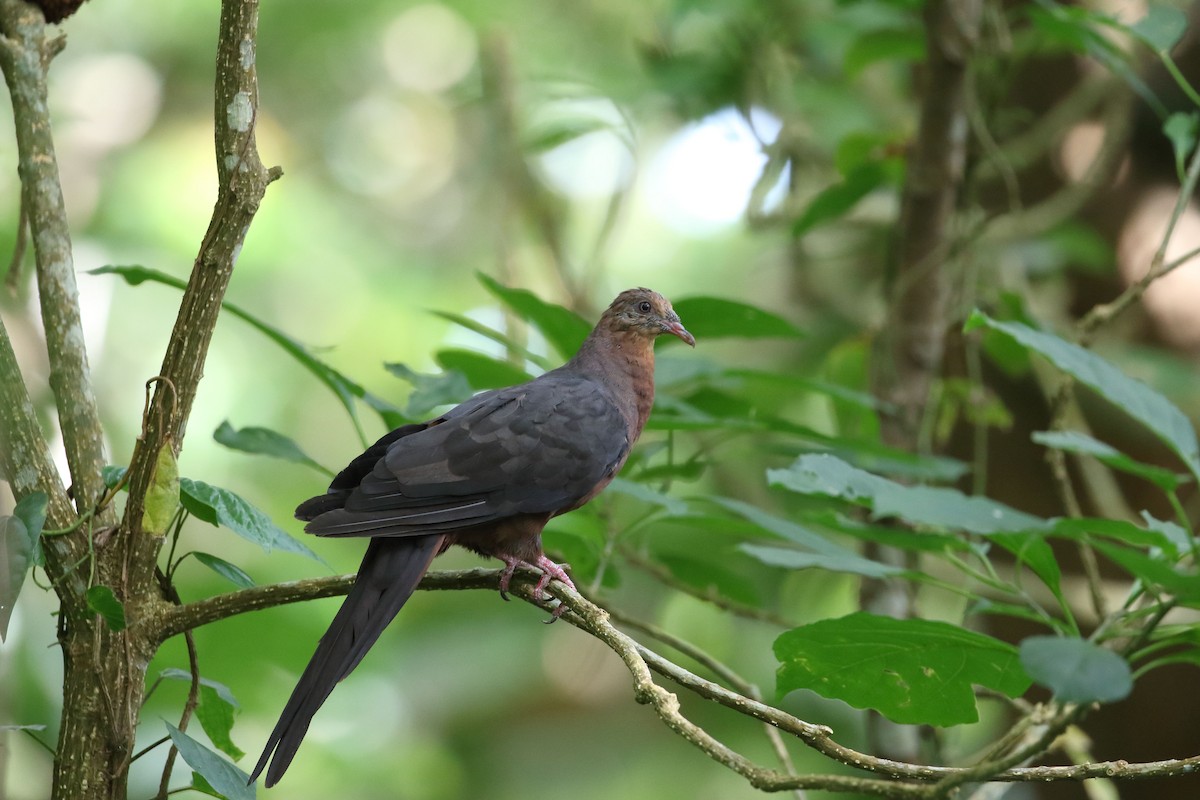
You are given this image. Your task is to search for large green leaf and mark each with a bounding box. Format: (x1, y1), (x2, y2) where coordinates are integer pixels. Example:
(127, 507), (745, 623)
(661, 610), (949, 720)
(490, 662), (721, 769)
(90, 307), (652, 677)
(1019, 637), (1132, 703)
(192, 552), (256, 589)
(669, 297), (803, 340)
(180, 478), (325, 565)
(966, 312), (1200, 482)
(90, 265), (406, 443)
(741, 543), (905, 580)
(165, 723), (254, 799)
(1032, 430), (1181, 491)
(214, 422), (332, 477)
(768, 453), (1050, 535)
(477, 273), (592, 358)
(775, 612), (1031, 726)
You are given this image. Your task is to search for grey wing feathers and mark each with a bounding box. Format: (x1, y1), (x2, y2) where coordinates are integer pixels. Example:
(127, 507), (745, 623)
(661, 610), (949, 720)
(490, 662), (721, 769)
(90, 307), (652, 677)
(304, 373), (628, 537)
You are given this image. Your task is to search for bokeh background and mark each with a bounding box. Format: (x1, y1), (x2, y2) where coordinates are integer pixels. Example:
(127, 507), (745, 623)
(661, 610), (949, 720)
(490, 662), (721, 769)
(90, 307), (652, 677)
(5, 0), (1200, 798)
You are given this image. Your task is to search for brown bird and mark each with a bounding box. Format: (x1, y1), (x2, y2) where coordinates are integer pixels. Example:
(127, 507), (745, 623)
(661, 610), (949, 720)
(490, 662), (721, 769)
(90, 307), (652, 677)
(251, 288), (693, 786)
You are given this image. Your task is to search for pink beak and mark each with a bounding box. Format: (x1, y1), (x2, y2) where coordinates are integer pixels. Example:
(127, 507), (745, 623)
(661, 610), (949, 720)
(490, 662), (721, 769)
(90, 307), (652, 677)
(666, 320), (696, 347)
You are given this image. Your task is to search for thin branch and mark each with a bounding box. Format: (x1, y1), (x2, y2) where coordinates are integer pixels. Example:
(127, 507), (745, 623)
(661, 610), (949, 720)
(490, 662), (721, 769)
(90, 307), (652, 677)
(0, 0), (110, 521)
(118, 0), (280, 589)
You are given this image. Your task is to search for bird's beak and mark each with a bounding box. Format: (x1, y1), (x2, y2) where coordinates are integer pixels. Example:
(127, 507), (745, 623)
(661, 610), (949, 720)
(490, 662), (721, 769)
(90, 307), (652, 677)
(664, 318), (696, 347)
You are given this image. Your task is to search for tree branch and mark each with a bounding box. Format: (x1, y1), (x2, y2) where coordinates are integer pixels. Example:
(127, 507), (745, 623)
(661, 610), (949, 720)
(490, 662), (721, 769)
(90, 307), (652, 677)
(119, 0), (280, 588)
(0, 0), (109, 521)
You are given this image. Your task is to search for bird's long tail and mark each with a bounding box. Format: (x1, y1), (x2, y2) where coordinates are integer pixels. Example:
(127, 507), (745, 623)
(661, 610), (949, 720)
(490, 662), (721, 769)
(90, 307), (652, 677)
(251, 534), (446, 787)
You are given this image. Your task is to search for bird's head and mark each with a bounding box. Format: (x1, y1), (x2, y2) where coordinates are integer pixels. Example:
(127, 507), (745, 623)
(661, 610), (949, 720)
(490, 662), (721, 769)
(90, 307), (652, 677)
(605, 288), (696, 347)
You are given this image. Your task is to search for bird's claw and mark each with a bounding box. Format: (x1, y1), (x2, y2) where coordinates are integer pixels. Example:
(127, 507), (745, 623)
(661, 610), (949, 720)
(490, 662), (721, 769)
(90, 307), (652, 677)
(495, 555), (575, 617)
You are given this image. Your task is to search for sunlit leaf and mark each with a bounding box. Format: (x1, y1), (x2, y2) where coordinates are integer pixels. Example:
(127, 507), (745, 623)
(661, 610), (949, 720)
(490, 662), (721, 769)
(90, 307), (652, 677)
(966, 312), (1200, 481)
(165, 723), (254, 799)
(193, 552), (256, 589)
(86, 586), (127, 631)
(180, 478), (325, 565)
(142, 444), (180, 536)
(477, 273), (592, 358)
(1019, 636), (1132, 703)
(214, 421), (333, 477)
(775, 612), (1030, 725)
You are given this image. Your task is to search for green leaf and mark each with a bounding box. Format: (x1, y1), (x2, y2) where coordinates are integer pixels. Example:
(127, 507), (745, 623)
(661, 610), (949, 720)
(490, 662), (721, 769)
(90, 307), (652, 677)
(1163, 112), (1199, 180)
(160, 668), (241, 707)
(1019, 637), (1132, 703)
(435, 348), (533, 389)
(989, 532), (1063, 600)
(768, 453), (1051, 535)
(1, 513), (34, 641)
(844, 28), (925, 76)
(431, 310), (553, 370)
(383, 363), (474, 417)
(792, 161), (901, 237)
(669, 297), (803, 339)
(193, 552), (256, 589)
(180, 478), (325, 565)
(524, 117), (617, 154)
(165, 723), (255, 799)
(197, 684), (244, 761)
(740, 543), (905, 579)
(711, 496), (850, 555)
(477, 273), (592, 358)
(102, 465), (128, 490)
(86, 586), (127, 631)
(774, 612), (1031, 726)
(90, 265), (406, 443)
(965, 312), (1200, 482)
(1091, 540), (1200, 602)
(1129, 5), (1187, 53)
(191, 772), (224, 799)
(1032, 430), (1181, 491)
(142, 444), (180, 536)
(214, 421), (333, 477)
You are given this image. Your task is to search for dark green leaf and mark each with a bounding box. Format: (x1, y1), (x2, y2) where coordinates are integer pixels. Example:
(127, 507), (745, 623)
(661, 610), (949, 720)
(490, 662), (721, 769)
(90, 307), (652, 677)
(180, 478), (325, 565)
(384, 363), (474, 417)
(214, 421), (333, 477)
(711, 497), (850, 556)
(165, 723), (255, 799)
(1032, 430), (1181, 491)
(1019, 636), (1132, 703)
(792, 161), (901, 237)
(769, 454), (1050, 534)
(966, 312), (1200, 481)
(1091, 541), (1200, 602)
(477, 273), (592, 358)
(669, 297), (803, 340)
(435, 348), (533, 389)
(774, 612), (1031, 726)
(191, 772), (224, 799)
(193, 552), (256, 589)
(989, 532), (1063, 599)
(86, 586), (127, 631)
(197, 684), (244, 761)
(102, 465), (128, 490)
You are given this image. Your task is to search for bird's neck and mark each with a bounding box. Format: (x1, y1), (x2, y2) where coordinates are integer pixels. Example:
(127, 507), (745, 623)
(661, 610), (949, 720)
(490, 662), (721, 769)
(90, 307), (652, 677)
(566, 329), (656, 437)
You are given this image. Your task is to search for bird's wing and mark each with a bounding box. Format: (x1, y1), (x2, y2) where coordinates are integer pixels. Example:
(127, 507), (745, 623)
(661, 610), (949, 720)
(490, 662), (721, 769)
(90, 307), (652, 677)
(303, 371), (629, 537)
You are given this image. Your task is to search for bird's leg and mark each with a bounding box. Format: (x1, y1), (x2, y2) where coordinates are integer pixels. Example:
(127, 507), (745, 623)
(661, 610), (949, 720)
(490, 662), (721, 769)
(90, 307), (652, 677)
(532, 556), (575, 621)
(497, 554), (523, 601)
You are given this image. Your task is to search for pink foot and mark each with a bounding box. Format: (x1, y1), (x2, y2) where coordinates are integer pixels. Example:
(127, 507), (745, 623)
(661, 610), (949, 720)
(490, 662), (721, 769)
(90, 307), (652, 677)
(494, 555), (575, 619)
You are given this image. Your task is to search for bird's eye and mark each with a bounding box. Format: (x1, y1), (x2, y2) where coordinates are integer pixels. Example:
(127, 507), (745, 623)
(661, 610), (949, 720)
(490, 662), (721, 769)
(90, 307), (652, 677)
(638, 301), (652, 313)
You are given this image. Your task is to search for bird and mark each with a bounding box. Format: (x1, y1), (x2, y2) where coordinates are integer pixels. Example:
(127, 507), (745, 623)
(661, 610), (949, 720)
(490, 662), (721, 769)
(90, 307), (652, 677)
(250, 287), (694, 787)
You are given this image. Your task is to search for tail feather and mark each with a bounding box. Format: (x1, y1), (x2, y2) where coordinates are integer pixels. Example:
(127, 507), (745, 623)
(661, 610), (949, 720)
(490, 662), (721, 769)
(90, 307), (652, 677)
(251, 534), (446, 787)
